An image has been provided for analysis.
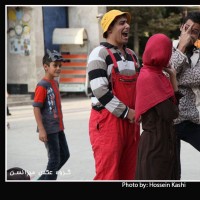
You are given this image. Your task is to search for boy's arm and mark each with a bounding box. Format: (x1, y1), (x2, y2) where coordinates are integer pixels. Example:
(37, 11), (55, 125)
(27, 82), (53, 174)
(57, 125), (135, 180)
(33, 107), (48, 142)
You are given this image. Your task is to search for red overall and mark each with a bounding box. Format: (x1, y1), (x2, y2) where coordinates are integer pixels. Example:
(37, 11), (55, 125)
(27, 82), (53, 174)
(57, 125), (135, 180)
(89, 48), (140, 180)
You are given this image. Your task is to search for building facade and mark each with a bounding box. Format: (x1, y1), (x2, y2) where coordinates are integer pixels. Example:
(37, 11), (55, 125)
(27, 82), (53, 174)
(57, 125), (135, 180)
(6, 6), (106, 95)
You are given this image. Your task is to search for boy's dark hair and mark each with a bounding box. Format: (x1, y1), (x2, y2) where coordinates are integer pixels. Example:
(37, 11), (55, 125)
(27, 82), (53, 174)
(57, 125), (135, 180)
(42, 49), (66, 65)
(7, 167), (30, 180)
(182, 11), (200, 25)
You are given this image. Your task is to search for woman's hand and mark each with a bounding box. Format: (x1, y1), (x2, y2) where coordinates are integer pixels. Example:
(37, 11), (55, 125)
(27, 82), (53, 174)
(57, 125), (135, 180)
(163, 64), (176, 77)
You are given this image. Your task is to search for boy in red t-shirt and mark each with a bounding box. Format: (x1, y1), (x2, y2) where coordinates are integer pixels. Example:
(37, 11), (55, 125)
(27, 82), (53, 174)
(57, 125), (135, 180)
(33, 49), (70, 180)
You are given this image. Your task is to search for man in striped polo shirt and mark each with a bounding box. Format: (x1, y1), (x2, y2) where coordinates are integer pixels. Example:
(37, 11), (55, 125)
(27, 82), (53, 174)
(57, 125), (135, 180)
(33, 49), (70, 180)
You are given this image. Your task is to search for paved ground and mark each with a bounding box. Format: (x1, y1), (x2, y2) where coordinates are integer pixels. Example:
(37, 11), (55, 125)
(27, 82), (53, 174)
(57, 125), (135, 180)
(6, 96), (200, 182)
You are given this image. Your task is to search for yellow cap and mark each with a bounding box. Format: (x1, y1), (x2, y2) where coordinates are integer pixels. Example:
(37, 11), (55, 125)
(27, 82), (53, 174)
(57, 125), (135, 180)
(101, 10), (131, 37)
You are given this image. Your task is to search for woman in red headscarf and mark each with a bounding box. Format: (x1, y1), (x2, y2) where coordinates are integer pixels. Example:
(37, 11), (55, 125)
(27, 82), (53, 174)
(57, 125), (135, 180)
(135, 33), (183, 180)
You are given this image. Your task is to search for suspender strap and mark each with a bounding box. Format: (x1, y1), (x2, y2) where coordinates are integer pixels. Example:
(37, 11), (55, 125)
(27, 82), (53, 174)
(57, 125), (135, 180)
(106, 47), (139, 73)
(106, 48), (119, 73)
(126, 48), (139, 70)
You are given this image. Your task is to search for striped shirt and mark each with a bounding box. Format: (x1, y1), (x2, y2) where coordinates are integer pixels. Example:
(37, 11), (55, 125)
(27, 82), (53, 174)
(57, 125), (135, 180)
(87, 42), (140, 119)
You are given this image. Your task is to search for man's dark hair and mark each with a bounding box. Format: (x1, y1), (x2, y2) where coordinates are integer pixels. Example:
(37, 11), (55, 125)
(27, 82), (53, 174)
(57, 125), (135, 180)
(7, 167), (30, 180)
(103, 19), (116, 38)
(182, 11), (200, 25)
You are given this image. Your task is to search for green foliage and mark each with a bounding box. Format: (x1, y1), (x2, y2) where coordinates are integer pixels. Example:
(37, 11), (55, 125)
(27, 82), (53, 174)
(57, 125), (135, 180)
(107, 6), (200, 59)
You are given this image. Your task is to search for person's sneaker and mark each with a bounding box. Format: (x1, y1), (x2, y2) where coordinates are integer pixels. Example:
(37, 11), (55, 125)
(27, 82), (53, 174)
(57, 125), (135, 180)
(7, 113), (11, 116)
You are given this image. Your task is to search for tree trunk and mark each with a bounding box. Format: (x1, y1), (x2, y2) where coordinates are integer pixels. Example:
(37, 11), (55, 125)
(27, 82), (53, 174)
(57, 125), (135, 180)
(133, 22), (139, 56)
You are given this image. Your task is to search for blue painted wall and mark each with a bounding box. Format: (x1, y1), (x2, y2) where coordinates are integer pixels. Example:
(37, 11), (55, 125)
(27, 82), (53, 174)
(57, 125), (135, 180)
(43, 7), (68, 52)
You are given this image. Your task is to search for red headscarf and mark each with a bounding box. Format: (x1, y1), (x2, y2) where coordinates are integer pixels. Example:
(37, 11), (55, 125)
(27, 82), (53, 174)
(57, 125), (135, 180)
(135, 33), (175, 122)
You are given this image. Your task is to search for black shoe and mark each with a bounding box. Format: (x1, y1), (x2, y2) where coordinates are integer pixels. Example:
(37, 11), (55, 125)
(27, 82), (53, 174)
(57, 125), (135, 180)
(7, 113), (11, 116)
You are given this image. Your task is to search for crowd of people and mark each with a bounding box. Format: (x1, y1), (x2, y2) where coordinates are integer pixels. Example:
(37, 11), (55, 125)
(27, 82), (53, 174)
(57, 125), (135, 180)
(87, 9), (200, 181)
(7, 9), (200, 181)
